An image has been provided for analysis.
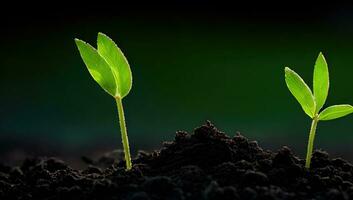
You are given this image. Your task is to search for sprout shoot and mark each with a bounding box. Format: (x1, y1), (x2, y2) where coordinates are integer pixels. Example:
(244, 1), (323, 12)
(285, 52), (353, 169)
(75, 33), (133, 170)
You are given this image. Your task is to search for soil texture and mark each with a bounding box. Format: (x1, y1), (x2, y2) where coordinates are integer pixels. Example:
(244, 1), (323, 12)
(1, 121), (353, 199)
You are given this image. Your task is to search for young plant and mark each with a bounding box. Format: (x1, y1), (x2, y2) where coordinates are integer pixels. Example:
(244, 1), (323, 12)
(75, 33), (133, 170)
(285, 52), (353, 169)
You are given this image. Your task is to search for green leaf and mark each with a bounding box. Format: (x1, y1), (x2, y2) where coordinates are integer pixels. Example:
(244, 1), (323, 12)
(75, 39), (117, 96)
(313, 52), (329, 112)
(318, 104), (353, 121)
(285, 67), (316, 118)
(97, 32), (132, 98)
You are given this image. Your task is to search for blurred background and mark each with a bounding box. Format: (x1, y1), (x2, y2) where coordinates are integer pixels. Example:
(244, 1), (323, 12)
(1, 3), (353, 167)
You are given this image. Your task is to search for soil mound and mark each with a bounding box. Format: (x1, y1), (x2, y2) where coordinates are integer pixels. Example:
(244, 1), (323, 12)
(1, 121), (352, 199)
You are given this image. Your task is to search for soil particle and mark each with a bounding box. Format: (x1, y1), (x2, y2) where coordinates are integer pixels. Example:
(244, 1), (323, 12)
(1, 121), (353, 199)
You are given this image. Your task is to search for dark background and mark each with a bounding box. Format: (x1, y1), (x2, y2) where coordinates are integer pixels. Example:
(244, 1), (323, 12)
(1, 3), (353, 167)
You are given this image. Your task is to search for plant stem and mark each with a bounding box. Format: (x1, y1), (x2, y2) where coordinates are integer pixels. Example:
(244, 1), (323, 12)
(305, 116), (319, 169)
(115, 97), (132, 170)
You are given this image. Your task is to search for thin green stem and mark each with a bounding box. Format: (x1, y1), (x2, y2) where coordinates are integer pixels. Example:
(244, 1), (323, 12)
(115, 97), (132, 170)
(305, 116), (319, 169)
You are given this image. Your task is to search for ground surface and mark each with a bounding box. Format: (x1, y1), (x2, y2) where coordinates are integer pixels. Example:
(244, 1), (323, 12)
(1, 122), (353, 199)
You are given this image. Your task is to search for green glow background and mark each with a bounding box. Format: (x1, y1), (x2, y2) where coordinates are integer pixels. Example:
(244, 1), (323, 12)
(1, 12), (353, 164)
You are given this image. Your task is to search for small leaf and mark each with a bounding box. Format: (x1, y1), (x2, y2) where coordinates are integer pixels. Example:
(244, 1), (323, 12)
(285, 67), (316, 118)
(75, 39), (117, 96)
(318, 104), (353, 121)
(97, 33), (132, 98)
(313, 52), (329, 112)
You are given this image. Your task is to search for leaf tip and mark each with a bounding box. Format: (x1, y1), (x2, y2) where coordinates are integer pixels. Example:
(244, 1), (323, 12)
(284, 67), (294, 76)
(97, 32), (105, 39)
(317, 51), (327, 62)
(74, 38), (86, 47)
(97, 32), (112, 41)
(349, 104), (353, 110)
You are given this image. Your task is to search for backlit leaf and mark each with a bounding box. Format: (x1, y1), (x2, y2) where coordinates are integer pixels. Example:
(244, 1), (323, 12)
(97, 33), (132, 98)
(285, 67), (316, 118)
(313, 52), (329, 112)
(318, 104), (353, 121)
(75, 39), (116, 96)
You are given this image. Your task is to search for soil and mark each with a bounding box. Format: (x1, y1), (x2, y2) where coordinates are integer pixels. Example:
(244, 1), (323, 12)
(1, 121), (353, 200)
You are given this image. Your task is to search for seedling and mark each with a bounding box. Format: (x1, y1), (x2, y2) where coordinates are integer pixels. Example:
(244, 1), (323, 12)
(75, 33), (133, 170)
(284, 52), (353, 169)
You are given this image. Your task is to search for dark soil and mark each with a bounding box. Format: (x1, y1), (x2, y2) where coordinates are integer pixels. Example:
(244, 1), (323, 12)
(1, 121), (353, 200)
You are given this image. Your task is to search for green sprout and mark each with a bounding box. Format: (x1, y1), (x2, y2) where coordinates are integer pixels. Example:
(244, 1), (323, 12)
(285, 52), (353, 169)
(75, 33), (133, 170)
